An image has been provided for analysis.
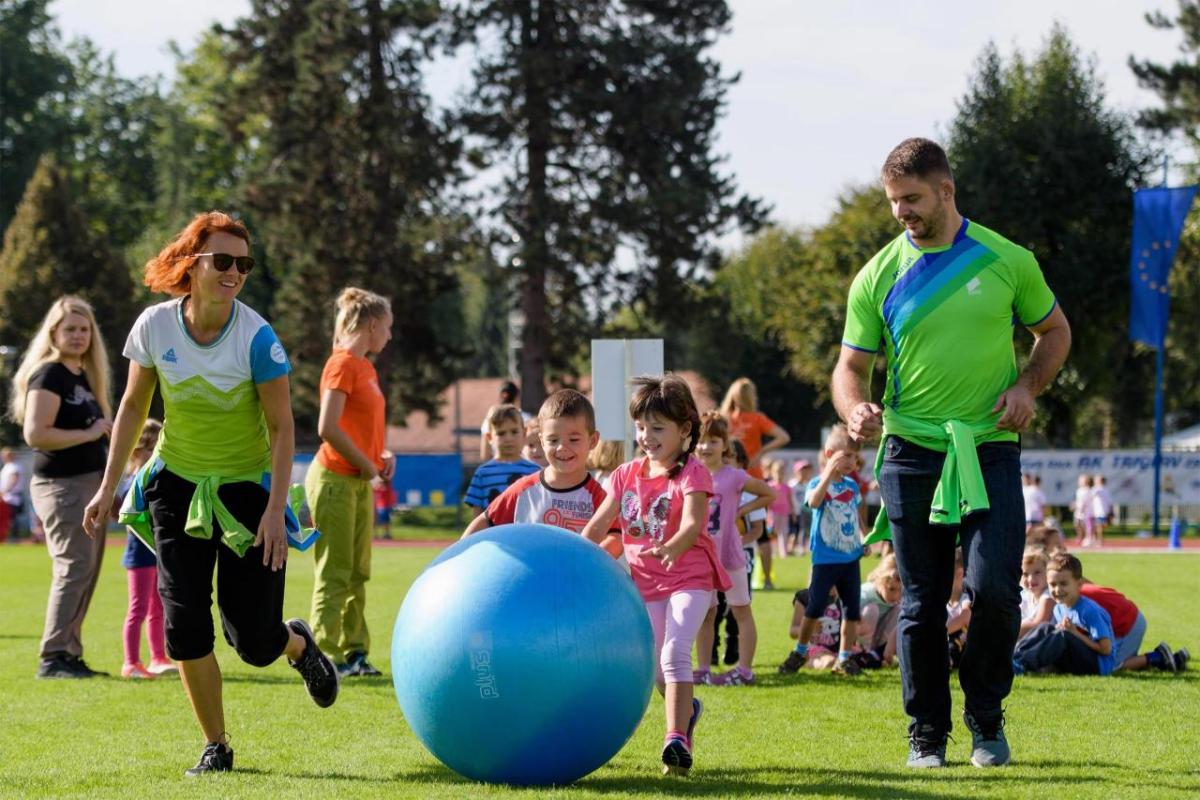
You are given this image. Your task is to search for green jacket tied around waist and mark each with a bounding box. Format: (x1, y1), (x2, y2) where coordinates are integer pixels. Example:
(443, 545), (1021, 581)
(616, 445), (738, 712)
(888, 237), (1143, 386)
(864, 411), (994, 545)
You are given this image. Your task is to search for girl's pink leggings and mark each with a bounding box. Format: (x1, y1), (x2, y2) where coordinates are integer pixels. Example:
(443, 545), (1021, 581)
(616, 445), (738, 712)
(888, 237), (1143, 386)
(124, 566), (166, 665)
(644, 589), (713, 684)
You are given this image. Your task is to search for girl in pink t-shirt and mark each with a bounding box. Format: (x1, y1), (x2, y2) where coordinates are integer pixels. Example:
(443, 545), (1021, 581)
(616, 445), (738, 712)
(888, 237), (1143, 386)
(692, 412), (774, 687)
(765, 458), (792, 575)
(583, 375), (729, 777)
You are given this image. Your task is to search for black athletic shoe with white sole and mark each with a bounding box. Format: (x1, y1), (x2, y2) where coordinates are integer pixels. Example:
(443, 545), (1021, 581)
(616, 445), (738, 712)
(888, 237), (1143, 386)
(286, 619), (339, 708)
(184, 741), (233, 777)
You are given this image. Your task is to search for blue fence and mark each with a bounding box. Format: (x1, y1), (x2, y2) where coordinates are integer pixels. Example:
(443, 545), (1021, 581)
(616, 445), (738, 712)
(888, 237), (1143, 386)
(293, 452), (463, 508)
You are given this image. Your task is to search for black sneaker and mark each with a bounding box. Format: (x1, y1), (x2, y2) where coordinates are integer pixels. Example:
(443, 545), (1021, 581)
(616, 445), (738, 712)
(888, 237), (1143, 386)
(37, 653), (89, 679)
(67, 655), (108, 677)
(833, 657), (863, 677)
(778, 650), (805, 674)
(286, 619), (339, 708)
(1174, 647), (1190, 672)
(1154, 642), (1177, 673)
(906, 723), (948, 768)
(184, 741), (233, 777)
(349, 652), (382, 677)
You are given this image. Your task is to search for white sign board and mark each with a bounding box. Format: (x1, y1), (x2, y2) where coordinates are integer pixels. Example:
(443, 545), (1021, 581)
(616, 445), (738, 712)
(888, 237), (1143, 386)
(1020, 450), (1200, 506)
(591, 339), (664, 442)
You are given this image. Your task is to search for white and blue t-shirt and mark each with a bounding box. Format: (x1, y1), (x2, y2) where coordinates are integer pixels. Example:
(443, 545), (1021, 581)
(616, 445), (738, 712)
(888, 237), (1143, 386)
(805, 476), (864, 565)
(124, 298), (291, 477)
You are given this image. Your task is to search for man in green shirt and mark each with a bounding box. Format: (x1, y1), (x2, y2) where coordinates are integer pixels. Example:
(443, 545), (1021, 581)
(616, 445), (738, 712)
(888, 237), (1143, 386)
(833, 138), (1070, 769)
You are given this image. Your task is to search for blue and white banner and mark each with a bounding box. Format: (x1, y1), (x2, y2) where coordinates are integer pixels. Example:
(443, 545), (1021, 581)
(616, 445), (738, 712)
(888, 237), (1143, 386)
(1019, 450), (1200, 506)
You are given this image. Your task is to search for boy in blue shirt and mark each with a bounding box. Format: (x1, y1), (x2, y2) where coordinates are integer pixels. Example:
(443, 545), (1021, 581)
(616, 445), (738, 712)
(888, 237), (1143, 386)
(786, 425), (865, 676)
(1013, 552), (1116, 676)
(464, 404), (540, 516)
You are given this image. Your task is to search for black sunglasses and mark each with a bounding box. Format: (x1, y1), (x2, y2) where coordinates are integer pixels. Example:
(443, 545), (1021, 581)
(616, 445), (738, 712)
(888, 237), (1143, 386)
(194, 252), (256, 275)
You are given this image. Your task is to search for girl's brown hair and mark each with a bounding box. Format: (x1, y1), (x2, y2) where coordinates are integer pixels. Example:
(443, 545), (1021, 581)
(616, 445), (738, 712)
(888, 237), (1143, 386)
(143, 211), (250, 296)
(698, 410), (731, 453)
(729, 439), (750, 469)
(629, 374), (700, 478)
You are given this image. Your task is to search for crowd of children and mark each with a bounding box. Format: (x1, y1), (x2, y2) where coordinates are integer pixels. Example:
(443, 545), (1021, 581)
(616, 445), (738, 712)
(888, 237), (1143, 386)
(457, 379), (1191, 777)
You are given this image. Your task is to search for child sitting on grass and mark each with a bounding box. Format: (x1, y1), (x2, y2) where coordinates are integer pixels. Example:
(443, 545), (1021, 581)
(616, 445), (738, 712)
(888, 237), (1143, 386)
(778, 586), (844, 672)
(946, 547), (971, 669)
(1013, 552), (1116, 676)
(1078, 573), (1188, 673)
(853, 554), (901, 669)
(1018, 547), (1055, 640)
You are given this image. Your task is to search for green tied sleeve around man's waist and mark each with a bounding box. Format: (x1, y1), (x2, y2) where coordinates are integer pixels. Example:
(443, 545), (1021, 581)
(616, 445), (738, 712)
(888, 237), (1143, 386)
(864, 413), (992, 545)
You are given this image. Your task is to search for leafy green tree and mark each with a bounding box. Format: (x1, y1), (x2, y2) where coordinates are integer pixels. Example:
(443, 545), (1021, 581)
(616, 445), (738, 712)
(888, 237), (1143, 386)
(0, 0), (72, 237)
(43, 40), (166, 251)
(947, 27), (1149, 445)
(0, 154), (135, 425)
(452, 0), (763, 410)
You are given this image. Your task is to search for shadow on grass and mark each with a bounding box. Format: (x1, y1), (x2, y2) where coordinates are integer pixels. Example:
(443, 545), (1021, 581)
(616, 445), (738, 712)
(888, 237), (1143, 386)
(384, 761), (1120, 797)
(744, 669), (894, 690)
(1014, 671), (1199, 692)
(233, 767), (405, 784)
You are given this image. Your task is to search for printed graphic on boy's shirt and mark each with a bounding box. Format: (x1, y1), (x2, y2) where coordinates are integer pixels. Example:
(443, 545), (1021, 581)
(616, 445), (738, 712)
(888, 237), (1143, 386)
(816, 485), (861, 554)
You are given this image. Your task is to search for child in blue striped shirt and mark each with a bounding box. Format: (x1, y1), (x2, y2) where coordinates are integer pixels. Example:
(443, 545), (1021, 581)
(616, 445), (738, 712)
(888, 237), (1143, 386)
(464, 404), (540, 515)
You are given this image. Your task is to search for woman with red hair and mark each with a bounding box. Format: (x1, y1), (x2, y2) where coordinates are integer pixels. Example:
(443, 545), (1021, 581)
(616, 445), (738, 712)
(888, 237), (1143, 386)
(83, 211), (338, 776)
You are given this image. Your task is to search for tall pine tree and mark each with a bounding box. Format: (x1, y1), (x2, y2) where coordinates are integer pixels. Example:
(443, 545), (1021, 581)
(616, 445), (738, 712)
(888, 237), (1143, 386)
(452, 0), (764, 409)
(219, 0), (468, 430)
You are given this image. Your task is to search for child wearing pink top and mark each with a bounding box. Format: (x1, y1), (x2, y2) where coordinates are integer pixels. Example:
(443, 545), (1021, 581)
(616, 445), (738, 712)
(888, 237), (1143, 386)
(692, 412), (774, 687)
(583, 375), (730, 778)
(765, 458), (792, 574)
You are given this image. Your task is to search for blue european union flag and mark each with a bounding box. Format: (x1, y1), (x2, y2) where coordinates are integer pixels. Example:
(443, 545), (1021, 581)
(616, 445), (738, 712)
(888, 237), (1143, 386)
(1130, 186), (1198, 348)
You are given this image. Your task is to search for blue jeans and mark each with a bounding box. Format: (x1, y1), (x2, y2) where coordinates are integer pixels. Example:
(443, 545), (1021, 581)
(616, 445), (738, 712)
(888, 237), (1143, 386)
(879, 435), (1024, 735)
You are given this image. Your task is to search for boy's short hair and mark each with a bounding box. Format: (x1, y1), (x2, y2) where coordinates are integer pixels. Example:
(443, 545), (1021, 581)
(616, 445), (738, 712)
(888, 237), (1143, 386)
(824, 423), (858, 454)
(1047, 552), (1084, 580)
(485, 403), (523, 433)
(1022, 546), (1048, 568)
(537, 389), (595, 432)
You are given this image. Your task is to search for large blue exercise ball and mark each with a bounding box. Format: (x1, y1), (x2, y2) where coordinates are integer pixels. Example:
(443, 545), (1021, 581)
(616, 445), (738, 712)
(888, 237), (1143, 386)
(391, 523), (654, 786)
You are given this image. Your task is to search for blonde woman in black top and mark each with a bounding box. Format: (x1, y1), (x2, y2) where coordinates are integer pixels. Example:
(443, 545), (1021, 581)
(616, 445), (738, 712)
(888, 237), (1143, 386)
(10, 296), (112, 679)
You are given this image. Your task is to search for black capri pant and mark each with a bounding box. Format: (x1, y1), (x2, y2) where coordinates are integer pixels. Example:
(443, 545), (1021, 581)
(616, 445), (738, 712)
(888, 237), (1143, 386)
(146, 468), (290, 666)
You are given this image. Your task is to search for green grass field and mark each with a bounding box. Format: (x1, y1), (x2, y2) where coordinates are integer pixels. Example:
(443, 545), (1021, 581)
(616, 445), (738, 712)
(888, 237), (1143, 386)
(0, 539), (1196, 799)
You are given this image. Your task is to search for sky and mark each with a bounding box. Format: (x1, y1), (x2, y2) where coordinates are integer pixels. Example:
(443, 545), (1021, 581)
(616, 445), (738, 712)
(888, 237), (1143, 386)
(52, 0), (1184, 238)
